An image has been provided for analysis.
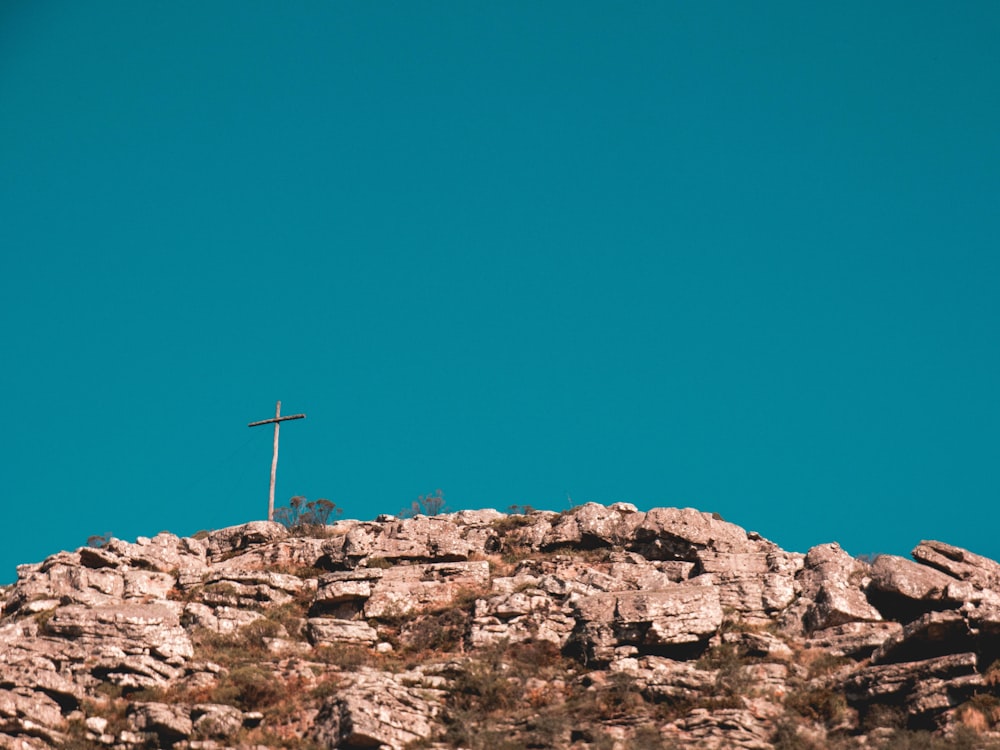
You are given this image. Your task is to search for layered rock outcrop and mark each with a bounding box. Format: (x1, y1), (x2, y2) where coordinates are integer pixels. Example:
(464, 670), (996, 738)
(0, 504), (998, 749)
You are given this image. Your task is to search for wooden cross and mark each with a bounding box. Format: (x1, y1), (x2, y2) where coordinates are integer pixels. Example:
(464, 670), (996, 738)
(248, 401), (306, 522)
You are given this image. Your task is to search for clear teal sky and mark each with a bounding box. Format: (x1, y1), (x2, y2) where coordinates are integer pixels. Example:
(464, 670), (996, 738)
(2, 3), (998, 582)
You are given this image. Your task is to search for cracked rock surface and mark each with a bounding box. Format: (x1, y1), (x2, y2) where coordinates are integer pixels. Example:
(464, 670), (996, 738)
(1, 505), (1000, 749)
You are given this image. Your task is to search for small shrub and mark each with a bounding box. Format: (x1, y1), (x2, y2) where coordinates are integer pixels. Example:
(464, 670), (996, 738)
(309, 677), (341, 701)
(862, 702), (908, 732)
(804, 651), (852, 679)
(274, 496), (342, 535)
(785, 686), (848, 725)
(697, 642), (752, 701)
(313, 643), (373, 670)
(400, 607), (467, 654)
(400, 489), (448, 517)
(452, 660), (520, 713)
(225, 665), (284, 710)
(596, 671), (646, 719)
(491, 514), (535, 534)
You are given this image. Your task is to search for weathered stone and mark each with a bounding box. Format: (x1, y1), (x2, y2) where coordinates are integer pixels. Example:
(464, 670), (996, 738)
(205, 522), (288, 560)
(912, 540), (1000, 591)
(363, 561), (490, 619)
(6, 562), (125, 612)
(343, 514), (499, 564)
(128, 701), (193, 745)
(0, 689), (65, 736)
(200, 569), (310, 608)
(212, 536), (332, 573)
(312, 569), (383, 617)
(633, 507), (753, 560)
(46, 603), (193, 661)
(571, 585), (723, 662)
(789, 543), (883, 633)
(869, 555), (959, 606)
(181, 602), (264, 634)
(844, 652), (980, 712)
(191, 704), (244, 739)
(307, 618), (379, 646)
(123, 571), (176, 600)
(614, 656), (717, 701)
(804, 621), (902, 658)
(470, 590), (575, 647)
(2, 504), (1000, 750)
(542, 502), (645, 549)
(872, 610), (971, 664)
(310, 669), (443, 749)
(665, 706), (774, 750)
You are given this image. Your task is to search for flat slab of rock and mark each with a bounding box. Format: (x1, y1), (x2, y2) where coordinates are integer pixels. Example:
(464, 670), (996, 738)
(307, 617), (379, 646)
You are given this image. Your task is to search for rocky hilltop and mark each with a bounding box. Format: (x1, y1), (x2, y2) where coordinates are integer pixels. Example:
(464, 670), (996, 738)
(2, 504), (1000, 749)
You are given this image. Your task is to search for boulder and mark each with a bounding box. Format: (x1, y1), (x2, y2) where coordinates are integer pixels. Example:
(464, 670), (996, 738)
(542, 502), (645, 549)
(632, 508), (752, 560)
(310, 669), (443, 749)
(362, 561), (490, 619)
(912, 540), (1000, 591)
(191, 704), (246, 739)
(205, 522), (287, 560)
(307, 618), (379, 646)
(128, 701), (193, 745)
(868, 555), (962, 620)
(45, 602), (193, 661)
(342, 514), (498, 564)
(571, 585), (723, 662)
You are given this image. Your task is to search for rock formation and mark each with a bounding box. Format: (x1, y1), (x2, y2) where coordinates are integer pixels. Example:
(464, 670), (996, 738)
(1, 503), (999, 749)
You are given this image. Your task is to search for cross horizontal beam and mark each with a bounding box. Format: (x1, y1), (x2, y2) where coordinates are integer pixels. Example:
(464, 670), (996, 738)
(247, 413), (306, 428)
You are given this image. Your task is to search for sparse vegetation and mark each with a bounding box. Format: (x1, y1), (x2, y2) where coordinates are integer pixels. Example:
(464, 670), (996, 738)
(401, 488), (448, 517)
(273, 496), (342, 535)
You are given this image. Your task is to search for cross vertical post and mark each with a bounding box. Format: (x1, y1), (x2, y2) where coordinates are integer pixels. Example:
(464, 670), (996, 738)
(248, 401), (306, 521)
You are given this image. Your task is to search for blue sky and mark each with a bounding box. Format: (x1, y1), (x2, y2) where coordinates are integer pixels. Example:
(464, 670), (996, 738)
(1, 2), (997, 582)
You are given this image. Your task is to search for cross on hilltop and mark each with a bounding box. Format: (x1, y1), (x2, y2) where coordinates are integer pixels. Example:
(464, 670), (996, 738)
(248, 401), (305, 521)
